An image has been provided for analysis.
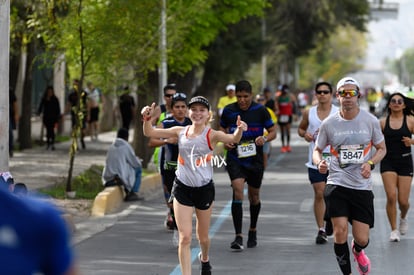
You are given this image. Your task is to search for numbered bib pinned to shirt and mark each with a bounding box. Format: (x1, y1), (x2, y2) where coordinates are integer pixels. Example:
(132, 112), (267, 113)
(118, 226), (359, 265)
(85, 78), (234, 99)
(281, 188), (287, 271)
(237, 142), (256, 158)
(339, 144), (364, 165)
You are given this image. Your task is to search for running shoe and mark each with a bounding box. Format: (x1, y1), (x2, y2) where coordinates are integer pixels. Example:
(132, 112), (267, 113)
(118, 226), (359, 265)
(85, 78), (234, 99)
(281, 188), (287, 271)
(352, 240), (371, 275)
(247, 230), (257, 248)
(286, 145), (292, 152)
(281, 146), (288, 153)
(172, 230), (179, 247)
(325, 219), (333, 236)
(389, 230), (400, 242)
(230, 236), (244, 251)
(198, 252), (212, 275)
(315, 230), (328, 244)
(399, 218), (408, 235)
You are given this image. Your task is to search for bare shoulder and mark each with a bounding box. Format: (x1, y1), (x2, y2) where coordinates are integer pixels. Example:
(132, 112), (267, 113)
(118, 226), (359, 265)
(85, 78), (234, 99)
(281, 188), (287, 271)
(407, 115), (414, 131)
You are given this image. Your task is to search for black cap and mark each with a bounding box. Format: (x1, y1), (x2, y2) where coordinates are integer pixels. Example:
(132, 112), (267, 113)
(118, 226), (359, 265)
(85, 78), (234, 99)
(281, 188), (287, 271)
(188, 96), (210, 110)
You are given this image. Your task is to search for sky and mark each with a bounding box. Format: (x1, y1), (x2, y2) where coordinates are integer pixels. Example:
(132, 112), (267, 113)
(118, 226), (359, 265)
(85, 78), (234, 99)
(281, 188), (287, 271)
(364, 0), (414, 70)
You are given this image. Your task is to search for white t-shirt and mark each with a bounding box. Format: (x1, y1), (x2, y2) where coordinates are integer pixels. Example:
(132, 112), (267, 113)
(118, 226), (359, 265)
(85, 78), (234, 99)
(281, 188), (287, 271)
(316, 109), (384, 190)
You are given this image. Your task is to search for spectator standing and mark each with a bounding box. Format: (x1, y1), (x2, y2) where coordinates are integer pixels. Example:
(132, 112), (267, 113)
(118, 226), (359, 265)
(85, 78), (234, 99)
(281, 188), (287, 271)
(142, 96), (247, 275)
(37, 86), (61, 150)
(220, 80), (277, 251)
(86, 82), (102, 140)
(313, 77), (386, 275)
(0, 173), (79, 275)
(9, 88), (18, 157)
(119, 86), (136, 130)
(379, 92), (414, 242)
(297, 82), (338, 244)
(102, 128), (143, 201)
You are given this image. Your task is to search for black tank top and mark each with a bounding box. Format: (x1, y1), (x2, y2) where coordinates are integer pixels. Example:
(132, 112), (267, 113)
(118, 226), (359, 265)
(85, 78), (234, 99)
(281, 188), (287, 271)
(383, 115), (412, 159)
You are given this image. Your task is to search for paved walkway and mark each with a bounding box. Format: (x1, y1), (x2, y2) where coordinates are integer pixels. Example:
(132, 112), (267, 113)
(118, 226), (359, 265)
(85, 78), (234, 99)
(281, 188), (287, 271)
(9, 123), (115, 191)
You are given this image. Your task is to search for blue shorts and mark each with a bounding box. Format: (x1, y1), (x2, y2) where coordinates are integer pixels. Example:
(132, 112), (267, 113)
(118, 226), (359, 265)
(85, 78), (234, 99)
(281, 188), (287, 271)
(308, 168), (328, 184)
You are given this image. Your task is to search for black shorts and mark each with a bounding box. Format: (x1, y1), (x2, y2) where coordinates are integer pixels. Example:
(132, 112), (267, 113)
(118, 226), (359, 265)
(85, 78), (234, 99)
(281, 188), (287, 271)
(324, 184), (374, 228)
(89, 107), (100, 122)
(308, 168), (328, 184)
(277, 115), (293, 126)
(226, 157), (264, 188)
(380, 155), (413, 177)
(172, 178), (215, 210)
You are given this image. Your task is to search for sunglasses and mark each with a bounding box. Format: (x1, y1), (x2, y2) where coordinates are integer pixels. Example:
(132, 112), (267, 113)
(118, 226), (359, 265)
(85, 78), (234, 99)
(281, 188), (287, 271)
(316, 90), (331, 95)
(390, 98), (404, 105)
(337, 89), (358, 97)
(164, 93), (175, 98)
(172, 92), (187, 100)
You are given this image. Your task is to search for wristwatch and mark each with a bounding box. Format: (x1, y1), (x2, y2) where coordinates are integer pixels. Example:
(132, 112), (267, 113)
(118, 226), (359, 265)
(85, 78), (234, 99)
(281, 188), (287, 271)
(367, 160), (375, 170)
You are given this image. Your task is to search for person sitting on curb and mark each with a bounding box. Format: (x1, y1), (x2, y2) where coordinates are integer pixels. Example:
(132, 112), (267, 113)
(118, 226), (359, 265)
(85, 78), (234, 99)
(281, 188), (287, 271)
(102, 128), (143, 201)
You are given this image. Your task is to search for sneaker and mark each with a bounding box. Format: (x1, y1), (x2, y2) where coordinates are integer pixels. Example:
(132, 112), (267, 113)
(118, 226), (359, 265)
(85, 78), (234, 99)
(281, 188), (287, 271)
(315, 230), (328, 244)
(286, 145), (292, 152)
(325, 219), (333, 236)
(124, 192), (139, 201)
(247, 230), (257, 248)
(399, 218), (408, 235)
(281, 146), (287, 153)
(198, 252), (212, 275)
(172, 230), (179, 247)
(164, 213), (175, 230)
(124, 192), (143, 201)
(352, 240), (371, 275)
(389, 230), (400, 242)
(230, 236), (244, 251)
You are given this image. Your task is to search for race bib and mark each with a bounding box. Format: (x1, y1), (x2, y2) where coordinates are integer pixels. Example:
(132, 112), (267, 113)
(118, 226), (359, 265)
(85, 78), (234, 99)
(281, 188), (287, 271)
(338, 144), (364, 165)
(237, 142), (256, 158)
(279, 115), (289, 123)
(322, 146), (332, 163)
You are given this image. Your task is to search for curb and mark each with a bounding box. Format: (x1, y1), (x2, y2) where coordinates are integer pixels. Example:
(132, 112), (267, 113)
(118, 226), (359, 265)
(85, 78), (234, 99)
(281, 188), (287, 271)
(90, 173), (161, 217)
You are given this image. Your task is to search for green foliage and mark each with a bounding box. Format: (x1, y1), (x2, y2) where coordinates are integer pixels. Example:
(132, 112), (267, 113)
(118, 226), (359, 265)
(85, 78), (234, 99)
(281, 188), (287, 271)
(39, 165), (151, 200)
(297, 25), (367, 89)
(39, 165), (105, 199)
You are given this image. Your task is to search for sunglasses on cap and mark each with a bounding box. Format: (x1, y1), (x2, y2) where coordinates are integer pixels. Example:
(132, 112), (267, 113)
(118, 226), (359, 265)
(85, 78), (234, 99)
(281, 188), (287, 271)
(337, 89), (359, 97)
(172, 93), (187, 100)
(316, 90), (331, 95)
(390, 98), (404, 105)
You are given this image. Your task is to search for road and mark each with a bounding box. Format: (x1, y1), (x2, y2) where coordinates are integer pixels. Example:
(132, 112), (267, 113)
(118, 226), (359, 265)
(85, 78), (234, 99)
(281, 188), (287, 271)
(74, 125), (414, 275)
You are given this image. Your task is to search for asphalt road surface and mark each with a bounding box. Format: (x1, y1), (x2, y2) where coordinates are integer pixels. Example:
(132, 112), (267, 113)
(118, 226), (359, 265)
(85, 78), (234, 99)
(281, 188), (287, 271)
(75, 126), (414, 275)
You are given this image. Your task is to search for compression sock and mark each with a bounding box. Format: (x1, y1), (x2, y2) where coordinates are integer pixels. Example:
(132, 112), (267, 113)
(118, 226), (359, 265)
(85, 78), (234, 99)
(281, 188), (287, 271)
(334, 242), (351, 275)
(249, 202), (261, 229)
(232, 200), (243, 235)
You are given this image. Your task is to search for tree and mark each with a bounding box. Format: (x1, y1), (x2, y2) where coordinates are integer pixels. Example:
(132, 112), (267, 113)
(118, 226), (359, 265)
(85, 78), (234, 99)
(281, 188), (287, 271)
(297, 25), (367, 89)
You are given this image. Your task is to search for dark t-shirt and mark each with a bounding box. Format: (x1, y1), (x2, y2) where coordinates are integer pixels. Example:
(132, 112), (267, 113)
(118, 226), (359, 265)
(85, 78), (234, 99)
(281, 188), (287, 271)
(220, 101), (274, 166)
(119, 94), (135, 119)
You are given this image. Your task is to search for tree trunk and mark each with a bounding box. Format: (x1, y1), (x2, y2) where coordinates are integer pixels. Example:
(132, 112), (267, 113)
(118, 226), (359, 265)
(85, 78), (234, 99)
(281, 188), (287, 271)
(18, 41), (34, 150)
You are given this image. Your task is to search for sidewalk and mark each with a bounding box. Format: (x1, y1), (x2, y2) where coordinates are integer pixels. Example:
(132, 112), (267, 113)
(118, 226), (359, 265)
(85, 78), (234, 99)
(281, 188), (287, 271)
(8, 120), (161, 229)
